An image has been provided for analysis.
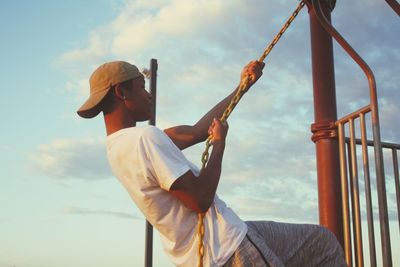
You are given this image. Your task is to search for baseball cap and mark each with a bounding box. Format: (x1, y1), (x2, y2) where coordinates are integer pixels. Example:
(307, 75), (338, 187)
(77, 61), (143, 118)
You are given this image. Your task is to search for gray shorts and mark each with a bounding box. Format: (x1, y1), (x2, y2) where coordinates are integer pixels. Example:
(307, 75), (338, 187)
(223, 221), (347, 267)
(223, 235), (268, 267)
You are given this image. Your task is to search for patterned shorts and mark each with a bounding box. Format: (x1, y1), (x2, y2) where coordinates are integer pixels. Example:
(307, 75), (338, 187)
(223, 235), (268, 267)
(223, 221), (347, 267)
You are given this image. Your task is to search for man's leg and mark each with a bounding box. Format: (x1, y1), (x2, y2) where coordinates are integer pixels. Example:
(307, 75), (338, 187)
(246, 221), (347, 267)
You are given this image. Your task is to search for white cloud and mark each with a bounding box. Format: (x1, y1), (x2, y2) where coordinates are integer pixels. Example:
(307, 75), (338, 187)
(60, 33), (109, 63)
(65, 78), (90, 100)
(63, 206), (141, 220)
(30, 138), (112, 180)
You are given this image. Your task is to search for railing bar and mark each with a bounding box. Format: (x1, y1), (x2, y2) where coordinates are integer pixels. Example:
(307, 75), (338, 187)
(349, 119), (364, 267)
(338, 123), (353, 267)
(347, 141), (357, 267)
(371, 111), (392, 267)
(360, 114), (377, 267)
(392, 148), (400, 233)
(339, 122), (353, 266)
(336, 105), (371, 125)
(345, 137), (400, 150)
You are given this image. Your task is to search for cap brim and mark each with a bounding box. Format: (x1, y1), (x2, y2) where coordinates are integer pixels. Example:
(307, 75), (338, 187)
(77, 88), (110, 118)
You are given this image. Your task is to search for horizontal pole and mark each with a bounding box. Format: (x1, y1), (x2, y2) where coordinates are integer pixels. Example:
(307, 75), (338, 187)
(345, 137), (400, 150)
(336, 105), (371, 125)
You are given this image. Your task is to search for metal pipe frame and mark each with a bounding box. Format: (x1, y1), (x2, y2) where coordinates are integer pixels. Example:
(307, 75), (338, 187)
(385, 0), (400, 16)
(145, 58), (158, 267)
(310, 0), (392, 265)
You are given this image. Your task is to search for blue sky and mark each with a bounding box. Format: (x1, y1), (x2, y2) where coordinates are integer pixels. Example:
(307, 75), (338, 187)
(1, 1), (399, 266)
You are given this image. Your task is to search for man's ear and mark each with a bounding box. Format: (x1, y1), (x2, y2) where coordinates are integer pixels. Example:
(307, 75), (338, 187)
(114, 84), (125, 100)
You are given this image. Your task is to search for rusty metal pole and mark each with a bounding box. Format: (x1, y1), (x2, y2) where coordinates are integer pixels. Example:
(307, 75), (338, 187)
(306, 0), (344, 247)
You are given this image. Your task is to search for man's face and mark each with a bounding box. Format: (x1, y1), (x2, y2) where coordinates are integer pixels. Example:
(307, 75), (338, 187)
(123, 76), (153, 121)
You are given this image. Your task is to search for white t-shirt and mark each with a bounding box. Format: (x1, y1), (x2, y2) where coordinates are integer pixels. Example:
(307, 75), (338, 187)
(106, 126), (247, 267)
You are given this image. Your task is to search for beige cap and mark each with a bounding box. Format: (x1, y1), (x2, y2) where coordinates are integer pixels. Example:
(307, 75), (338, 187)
(77, 61), (143, 118)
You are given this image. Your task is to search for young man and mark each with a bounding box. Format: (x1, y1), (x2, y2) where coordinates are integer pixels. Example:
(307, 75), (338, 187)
(77, 60), (346, 267)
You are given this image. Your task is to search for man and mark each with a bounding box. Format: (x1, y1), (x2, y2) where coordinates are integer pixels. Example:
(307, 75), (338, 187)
(77, 60), (346, 267)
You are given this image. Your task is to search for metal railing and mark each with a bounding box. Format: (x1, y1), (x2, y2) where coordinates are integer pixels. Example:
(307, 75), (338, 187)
(338, 113), (400, 267)
(311, 0), (397, 266)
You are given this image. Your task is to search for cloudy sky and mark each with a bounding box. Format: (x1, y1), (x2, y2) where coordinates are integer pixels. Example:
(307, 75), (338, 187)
(0, 0), (399, 266)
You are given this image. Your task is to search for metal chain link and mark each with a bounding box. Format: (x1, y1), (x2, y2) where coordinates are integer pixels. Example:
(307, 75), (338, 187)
(258, 1), (306, 63)
(197, 2), (306, 266)
(197, 212), (205, 267)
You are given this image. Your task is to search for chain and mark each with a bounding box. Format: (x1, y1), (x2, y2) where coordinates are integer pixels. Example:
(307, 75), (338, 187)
(197, 2), (305, 266)
(258, 1), (306, 62)
(197, 212), (205, 267)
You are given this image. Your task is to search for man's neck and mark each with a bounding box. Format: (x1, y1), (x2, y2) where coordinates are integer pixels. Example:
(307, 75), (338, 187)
(104, 112), (136, 136)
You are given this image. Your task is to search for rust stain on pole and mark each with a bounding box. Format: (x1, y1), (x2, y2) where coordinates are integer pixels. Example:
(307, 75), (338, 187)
(306, 0), (344, 247)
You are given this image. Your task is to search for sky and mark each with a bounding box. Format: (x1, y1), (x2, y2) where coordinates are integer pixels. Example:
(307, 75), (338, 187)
(0, 0), (399, 266)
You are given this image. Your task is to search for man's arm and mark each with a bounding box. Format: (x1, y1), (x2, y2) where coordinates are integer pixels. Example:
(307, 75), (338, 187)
(164, 60), (264, 150)
(169, 118), (227, 213)
(163, 89), (236, 150)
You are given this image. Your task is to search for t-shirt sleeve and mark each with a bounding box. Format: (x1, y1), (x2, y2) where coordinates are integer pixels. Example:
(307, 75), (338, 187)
(137, 127), (192, 191)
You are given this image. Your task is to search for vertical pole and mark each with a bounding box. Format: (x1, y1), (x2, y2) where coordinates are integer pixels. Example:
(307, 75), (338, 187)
(360, 114), (377, 267)
(349, 119), (364, 267)
(145, 58), (158, 267)
(393, 148), (400, 233)
(338, 123), (352, 265)
(307, 0), (344, 247)
(144, 221), (153, 267)
(149, 58), (158, 126)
